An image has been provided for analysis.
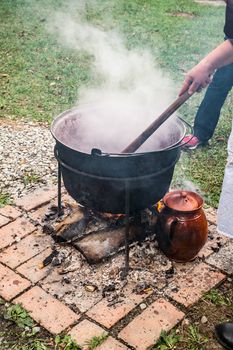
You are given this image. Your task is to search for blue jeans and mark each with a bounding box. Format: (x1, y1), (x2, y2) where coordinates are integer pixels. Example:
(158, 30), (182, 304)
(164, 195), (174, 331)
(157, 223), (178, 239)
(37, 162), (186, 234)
(194, 63), (233, 142)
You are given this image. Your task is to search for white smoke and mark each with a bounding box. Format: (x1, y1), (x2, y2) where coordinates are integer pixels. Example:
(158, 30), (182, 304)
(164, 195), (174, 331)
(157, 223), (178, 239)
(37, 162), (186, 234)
(49, 10), (180, 153)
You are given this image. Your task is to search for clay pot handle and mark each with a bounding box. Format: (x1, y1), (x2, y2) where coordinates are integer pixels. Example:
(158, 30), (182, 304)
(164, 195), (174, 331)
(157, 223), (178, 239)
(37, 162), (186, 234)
(164, 216), (179, 241)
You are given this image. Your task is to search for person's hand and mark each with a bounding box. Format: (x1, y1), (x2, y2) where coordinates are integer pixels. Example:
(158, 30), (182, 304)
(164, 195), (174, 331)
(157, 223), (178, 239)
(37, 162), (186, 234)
(179, 60), (214, 96)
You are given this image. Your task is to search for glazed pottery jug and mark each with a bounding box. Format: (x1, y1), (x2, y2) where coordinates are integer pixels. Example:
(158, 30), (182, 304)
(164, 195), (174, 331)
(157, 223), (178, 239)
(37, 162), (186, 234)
(156, 190), (208, 262)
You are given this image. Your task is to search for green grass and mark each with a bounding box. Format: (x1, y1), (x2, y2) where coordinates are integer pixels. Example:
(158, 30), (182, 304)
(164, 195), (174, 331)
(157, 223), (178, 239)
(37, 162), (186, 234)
(154, 330), (181, 349)
(0, 192), (12, 207)
(0, 299), (82, 349)
(4, 304), (34, 329)
(186, 324), (209, 350)
(153, 325), (209, 350)
(55, 335), (82, 350)
(0, 0), (231, 207)
(0, 0), (92, 122)
(204, 289), (231, 306)
(84, 333), (108, 350)
(22, 172), (41, 187)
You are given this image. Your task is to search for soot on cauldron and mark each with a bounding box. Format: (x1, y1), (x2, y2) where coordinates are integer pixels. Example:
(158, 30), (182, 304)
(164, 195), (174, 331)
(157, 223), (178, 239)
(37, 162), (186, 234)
(51, 106), (187, 214)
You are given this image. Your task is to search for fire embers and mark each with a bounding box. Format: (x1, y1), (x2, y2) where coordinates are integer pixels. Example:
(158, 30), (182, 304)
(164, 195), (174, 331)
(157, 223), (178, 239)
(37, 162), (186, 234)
(41, 202), (155, 264)
(41, 203), (89, 243)
(39, 249), (59, 269)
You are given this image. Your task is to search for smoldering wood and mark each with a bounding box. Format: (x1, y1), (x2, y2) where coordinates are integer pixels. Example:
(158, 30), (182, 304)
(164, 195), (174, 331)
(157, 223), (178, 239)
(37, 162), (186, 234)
(75, 223), (147, 264)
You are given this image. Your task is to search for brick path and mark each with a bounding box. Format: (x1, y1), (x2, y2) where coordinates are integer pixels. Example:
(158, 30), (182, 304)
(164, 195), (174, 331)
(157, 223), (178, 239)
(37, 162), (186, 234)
(0, 186), (231, 350)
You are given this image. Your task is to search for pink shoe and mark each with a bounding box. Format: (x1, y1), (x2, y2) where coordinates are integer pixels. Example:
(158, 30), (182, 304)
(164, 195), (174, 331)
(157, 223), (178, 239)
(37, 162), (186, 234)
(182, 134), (203, 150)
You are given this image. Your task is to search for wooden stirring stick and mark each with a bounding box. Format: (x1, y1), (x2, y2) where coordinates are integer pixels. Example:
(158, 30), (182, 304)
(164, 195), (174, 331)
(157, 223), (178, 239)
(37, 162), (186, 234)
(121, 91), (191, 153)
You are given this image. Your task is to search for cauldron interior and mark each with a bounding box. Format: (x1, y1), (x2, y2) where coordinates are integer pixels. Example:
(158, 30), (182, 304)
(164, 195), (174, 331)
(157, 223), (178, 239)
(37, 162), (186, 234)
(52, 106), (185, 155)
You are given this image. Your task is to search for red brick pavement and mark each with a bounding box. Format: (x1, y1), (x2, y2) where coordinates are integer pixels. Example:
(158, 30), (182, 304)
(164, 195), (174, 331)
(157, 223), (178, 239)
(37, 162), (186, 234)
(0, 187), (229, 349)
(0, 263), (31, 301)
(119, 298), (184, 350)
(14, 286), (80, 334)
(0, 217), (36, 249)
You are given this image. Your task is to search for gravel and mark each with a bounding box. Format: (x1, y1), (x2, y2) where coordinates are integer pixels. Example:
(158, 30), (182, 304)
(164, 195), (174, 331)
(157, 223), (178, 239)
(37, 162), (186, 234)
(0, 119), (57, 199)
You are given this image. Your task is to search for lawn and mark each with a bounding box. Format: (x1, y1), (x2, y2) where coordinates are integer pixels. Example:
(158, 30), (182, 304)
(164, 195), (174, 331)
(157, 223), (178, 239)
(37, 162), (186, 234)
(0, 0), (232, 207)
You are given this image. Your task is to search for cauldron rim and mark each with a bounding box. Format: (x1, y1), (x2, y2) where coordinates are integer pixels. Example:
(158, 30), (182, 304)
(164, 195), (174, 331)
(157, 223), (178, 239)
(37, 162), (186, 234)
(51, 106), (186, 156)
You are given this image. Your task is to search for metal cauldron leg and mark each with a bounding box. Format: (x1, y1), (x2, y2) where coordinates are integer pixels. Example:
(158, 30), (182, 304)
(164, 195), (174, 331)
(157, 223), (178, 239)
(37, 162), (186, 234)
(57, 162), (62, 216)
(124, 181), (130, 276)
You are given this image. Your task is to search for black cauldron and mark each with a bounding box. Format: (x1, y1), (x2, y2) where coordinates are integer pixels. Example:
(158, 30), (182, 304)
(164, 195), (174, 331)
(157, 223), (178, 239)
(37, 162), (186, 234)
(51, 106), (188, 213)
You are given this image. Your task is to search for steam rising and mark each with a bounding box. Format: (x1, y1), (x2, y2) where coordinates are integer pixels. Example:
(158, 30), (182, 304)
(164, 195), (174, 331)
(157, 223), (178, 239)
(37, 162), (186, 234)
(50, 10), (179, 153)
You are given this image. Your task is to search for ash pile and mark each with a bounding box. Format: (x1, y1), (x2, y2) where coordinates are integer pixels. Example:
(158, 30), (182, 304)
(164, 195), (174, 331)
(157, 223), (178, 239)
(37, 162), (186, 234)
(36, 198), (192, 312)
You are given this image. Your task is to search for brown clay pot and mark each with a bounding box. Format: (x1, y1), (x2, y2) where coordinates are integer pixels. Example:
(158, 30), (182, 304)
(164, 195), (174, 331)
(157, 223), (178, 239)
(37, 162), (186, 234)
(156, 190), (208, 262)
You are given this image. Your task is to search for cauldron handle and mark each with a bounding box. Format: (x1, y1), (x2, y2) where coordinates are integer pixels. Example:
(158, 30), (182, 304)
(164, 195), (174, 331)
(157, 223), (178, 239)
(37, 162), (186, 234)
(91, 148), (112, 157)
(165, 117), (193, 151)
(91, 148), (103, 156)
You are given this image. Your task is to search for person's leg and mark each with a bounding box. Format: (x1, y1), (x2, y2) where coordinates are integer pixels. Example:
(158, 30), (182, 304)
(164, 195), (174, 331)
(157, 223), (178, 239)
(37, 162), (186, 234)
(217, 118), (233, 238)
(194, 63), (233, 142)
(215, 120), (233, 349)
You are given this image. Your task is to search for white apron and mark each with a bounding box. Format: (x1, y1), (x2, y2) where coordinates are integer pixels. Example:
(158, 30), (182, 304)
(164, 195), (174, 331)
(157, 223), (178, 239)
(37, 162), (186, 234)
(217, 118), (233, 238)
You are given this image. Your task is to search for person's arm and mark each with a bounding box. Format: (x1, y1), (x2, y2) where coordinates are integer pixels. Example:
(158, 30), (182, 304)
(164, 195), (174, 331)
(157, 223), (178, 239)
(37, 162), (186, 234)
(179, 39), (233, 95)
